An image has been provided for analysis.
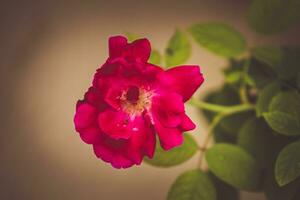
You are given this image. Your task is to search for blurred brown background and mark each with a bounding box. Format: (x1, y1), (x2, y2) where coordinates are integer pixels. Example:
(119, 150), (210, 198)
(1, 0), (300, 199)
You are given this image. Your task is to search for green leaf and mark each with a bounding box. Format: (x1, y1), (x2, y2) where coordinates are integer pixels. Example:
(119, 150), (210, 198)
(167, 169), (217, 200)
(213, 125), (236, 144)
(264, 112), (300, 136)
(248, 0), (300, 34)
(263, 91), (300, 136)
(252, 46), (300, 80)
(220, 111), (254, 136)
(189, 22), (246, 57)
(252, 46), (284, 67)
(144, 134), (198, 167)
(264, 167), (300, 200)
(256, 82), (281, 116)
(238, 118), (292, 168)
(248, 58), (277, 89)
(225, 71), (242, 85)
(224, 59), (255, 88)
(223, 59), (243, 86)
(205, 144), (261, 190)
(209, 173), (238, 200)
(165, 29), (191, 67)
(149, 49), (161, 65)
(275, 140), (300, 186)
(124, 32), (140, 42)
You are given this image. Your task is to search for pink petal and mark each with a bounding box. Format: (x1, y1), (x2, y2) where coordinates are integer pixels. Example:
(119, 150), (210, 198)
(93, 141), (134, 169)
(124, 39), (151, 62)
(98, 110), (147, 140)
(109, 36), (127, 58)
(74, 103), (97, 130)
(162, 65), (204, 102)
(98, 110), (133, 139)
(84, 87), (107, 111)
(142, 127), (156, 158)
(152, 93), (184, 127)
(153, 117), (183, 150)
(104, 87), (122, 109)
(180, 114), (196, 131)
(125, 120), (156, 163)
(79, 126), (101, 144)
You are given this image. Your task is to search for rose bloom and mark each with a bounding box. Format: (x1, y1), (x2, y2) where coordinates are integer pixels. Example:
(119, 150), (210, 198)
(74, 36), (204, 168)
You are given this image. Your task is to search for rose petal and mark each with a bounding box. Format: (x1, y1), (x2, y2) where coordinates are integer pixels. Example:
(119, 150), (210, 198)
(153, 117), (183, 150)
(74, 103), (97, 130)
(79, 126), (101, 144)
(98, 110), (132, 139)
(124, 39), (151, 62)
(109, 36), (127, 58)
(126, 120), (156, 163)
(152, 93), (184, 127)
(162, 65), (204, 102)
(93, 139), (134, 169)
(104, 87), (123, 109)
(84, 87), (107, 111)
(143, 126), (156, 158)
(98, 110), (147, 140)
(180, 114), (196, 131)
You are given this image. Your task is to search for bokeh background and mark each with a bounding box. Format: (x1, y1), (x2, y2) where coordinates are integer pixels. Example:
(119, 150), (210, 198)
(1, 0), (300, 199)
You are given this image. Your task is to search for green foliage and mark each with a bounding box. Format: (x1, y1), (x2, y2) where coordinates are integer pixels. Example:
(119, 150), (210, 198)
(201, 90), (237, 143)
(275, 140), (300, 186)
(205, 144), (262, 190)
(264, 91), (300, 136)
(200, 85), (254, 136)
(213, 125), (236, 144)
(252, 46), (300, 81)
(248, 0), (300, 34)
(252, 46), (284, 67)
(256, 82), (281, 116)
(189, 22), (246, 57)
(128, 1), (300, 199)
(248, 58), (277, 89)
(264, 168), (300, 200)
(223, 59), (254, 88)
(209, 173), (238, 200)
(144, 134), (198, 167)
(238, 118), (292, 168)
(124, 32), (140, 42)
(149, 49), (161, 65)
(225, 71), (242, 85)
(220, 111), (254, 137)
(167, 170), (217, 200)
(165, 29), (191, 67)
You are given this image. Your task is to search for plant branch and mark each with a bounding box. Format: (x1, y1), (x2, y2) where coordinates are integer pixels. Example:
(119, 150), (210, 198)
(239, 58), (251, 103)
(189, 98), (254, 114)
(197, 113), (225, 169)
(191, 97), (255, 169)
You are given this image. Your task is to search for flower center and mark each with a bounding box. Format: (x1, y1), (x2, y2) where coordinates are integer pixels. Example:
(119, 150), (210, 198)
(126, 86), (140, 104)
(121, 86), (152, 116)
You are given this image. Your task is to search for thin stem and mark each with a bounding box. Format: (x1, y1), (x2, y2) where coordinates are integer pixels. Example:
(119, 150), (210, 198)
(189, 98), (254, 114)
(189, 99), (233, 113)
(193, 100), (255, 169)
(239, 59), (250, 104)
(198, 114), (225, 168)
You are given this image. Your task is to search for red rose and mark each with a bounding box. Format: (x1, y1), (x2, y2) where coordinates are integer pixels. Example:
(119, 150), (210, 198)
(74, 36), (204, 168)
